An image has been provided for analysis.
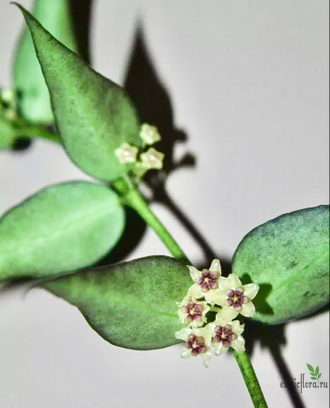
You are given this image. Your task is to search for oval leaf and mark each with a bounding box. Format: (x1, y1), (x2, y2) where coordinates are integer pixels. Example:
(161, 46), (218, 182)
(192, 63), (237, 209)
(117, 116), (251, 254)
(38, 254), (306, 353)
(232, 206), (329, 324)
(42, 256), (191, 350)
(15, 5), (141, 181)
(0, 182), (125, 280)
(307, 364), (314, 372)
(13, 0), (80, 124)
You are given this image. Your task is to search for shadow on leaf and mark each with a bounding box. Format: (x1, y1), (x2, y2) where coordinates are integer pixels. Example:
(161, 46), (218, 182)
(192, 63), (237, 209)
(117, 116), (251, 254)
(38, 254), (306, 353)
(241, 273), (274, 315)
(97, 206), (147, 265)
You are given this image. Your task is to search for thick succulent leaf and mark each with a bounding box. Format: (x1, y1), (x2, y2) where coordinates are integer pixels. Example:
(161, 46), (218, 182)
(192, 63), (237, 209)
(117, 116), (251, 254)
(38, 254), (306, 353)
(233, 206), (329, 324)
(0, 182), (125, 280)
(0, 116), (16, 149)
(13, 0), (80, 124)
(16, 5), (141, 181)
(42, 256), (191, 350)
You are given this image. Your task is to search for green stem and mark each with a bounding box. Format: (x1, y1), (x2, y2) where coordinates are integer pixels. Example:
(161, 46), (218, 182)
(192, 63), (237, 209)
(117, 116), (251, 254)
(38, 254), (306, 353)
(15, 125), (60, 144)
(1, 111), (61, 144)
(115, 176), (268, 408)
(113, 177), (189, 264)
(233, 351), (268, 407)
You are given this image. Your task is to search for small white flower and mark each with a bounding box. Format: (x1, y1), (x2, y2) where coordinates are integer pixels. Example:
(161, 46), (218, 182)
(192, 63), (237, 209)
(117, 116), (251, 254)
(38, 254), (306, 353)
(0, 88), (17, 107)
(178, 296), (210, 327)
(140, 148), (164, 170)
(211, 312), (245, 356)
(175, 325), (215, 367)
(187, 259), (226, 305)
(139, 124), (161, 145)
(0, 88), (18, 120)
(213, 273), (259, 320)
(115, 142), (138, 164)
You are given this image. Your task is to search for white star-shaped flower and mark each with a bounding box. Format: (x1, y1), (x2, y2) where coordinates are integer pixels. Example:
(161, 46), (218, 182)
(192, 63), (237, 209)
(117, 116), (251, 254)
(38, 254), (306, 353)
(139, 124), (161, 145)
(213, 273), (259, 319)
(175, 325), (215, 367)
(115, 142), (138, 164)
(210, 311), (245, 356)
(177, 295), (210, 327)
(140, 148), (164, 170)
(187, 259), (226, 305)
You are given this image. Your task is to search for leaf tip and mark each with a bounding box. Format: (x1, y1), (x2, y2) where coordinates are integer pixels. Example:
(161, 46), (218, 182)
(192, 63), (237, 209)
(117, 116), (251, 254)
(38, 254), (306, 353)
(11, 2), (35, 25)
(10, 2), (25, 12)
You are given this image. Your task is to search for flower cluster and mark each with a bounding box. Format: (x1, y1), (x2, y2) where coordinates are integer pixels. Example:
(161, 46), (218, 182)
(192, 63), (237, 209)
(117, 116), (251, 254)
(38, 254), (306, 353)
(175, 259), (259, 367)
(115, 124), (164, 175)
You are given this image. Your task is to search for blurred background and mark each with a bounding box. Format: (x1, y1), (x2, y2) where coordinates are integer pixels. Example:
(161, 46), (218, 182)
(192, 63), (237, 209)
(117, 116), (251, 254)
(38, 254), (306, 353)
(0, 0), (329, 407)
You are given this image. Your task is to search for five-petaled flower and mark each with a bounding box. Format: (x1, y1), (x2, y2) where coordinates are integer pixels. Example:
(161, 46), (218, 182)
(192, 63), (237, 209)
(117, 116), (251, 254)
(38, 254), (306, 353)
(140, 148), (164, 170)
(210, 312), (245, 355)
(187, 259), (226, 305)
(178, 296), (210, 327)
(140, 123), (161, 145)
(115, 142), (138, 164)
(175, 325), (215, 367)
(214, 273), (259, 319)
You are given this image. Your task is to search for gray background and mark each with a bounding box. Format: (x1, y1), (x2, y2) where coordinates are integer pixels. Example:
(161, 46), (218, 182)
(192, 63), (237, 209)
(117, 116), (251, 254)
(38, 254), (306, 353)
(0, 0), (329, 407)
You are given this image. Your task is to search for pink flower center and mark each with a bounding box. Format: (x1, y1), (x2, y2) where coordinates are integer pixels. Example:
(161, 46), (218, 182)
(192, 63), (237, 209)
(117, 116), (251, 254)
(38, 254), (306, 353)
(226, 288), (248, 310)
(213, 325), (237, 348)
(185, 334), (207, 356)
(196, 270), (219, 292)
(183, 301), (204, 323)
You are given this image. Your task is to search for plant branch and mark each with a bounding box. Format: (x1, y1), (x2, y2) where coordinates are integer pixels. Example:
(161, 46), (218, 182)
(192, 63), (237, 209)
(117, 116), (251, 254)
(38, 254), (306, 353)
(15, 124), (60, 144)
(114, 175), (268, 408)
(234, 350), (268, 407)
(113, 176), (189, 263)
(0, 111), (61, 144)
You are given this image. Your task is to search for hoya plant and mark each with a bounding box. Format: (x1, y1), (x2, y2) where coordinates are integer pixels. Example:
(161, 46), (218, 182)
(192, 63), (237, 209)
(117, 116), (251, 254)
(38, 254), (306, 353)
(0, 2), (329, 407)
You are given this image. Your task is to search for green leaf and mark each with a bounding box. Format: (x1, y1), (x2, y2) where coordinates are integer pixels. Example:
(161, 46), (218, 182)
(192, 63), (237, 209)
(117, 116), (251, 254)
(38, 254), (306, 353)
(233, 206), (329, 324)
(307, 364), (314, 372)
(318, 373), (322, 380)
(13, 0), (80, 124)
(42, 256), (191, 350)
(315, 366), (319, 375)
(0, 182), (125, 280)
(0, 116), (16, 149)
(15, 4), (142, 181)
(311, 376), (317, 380)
